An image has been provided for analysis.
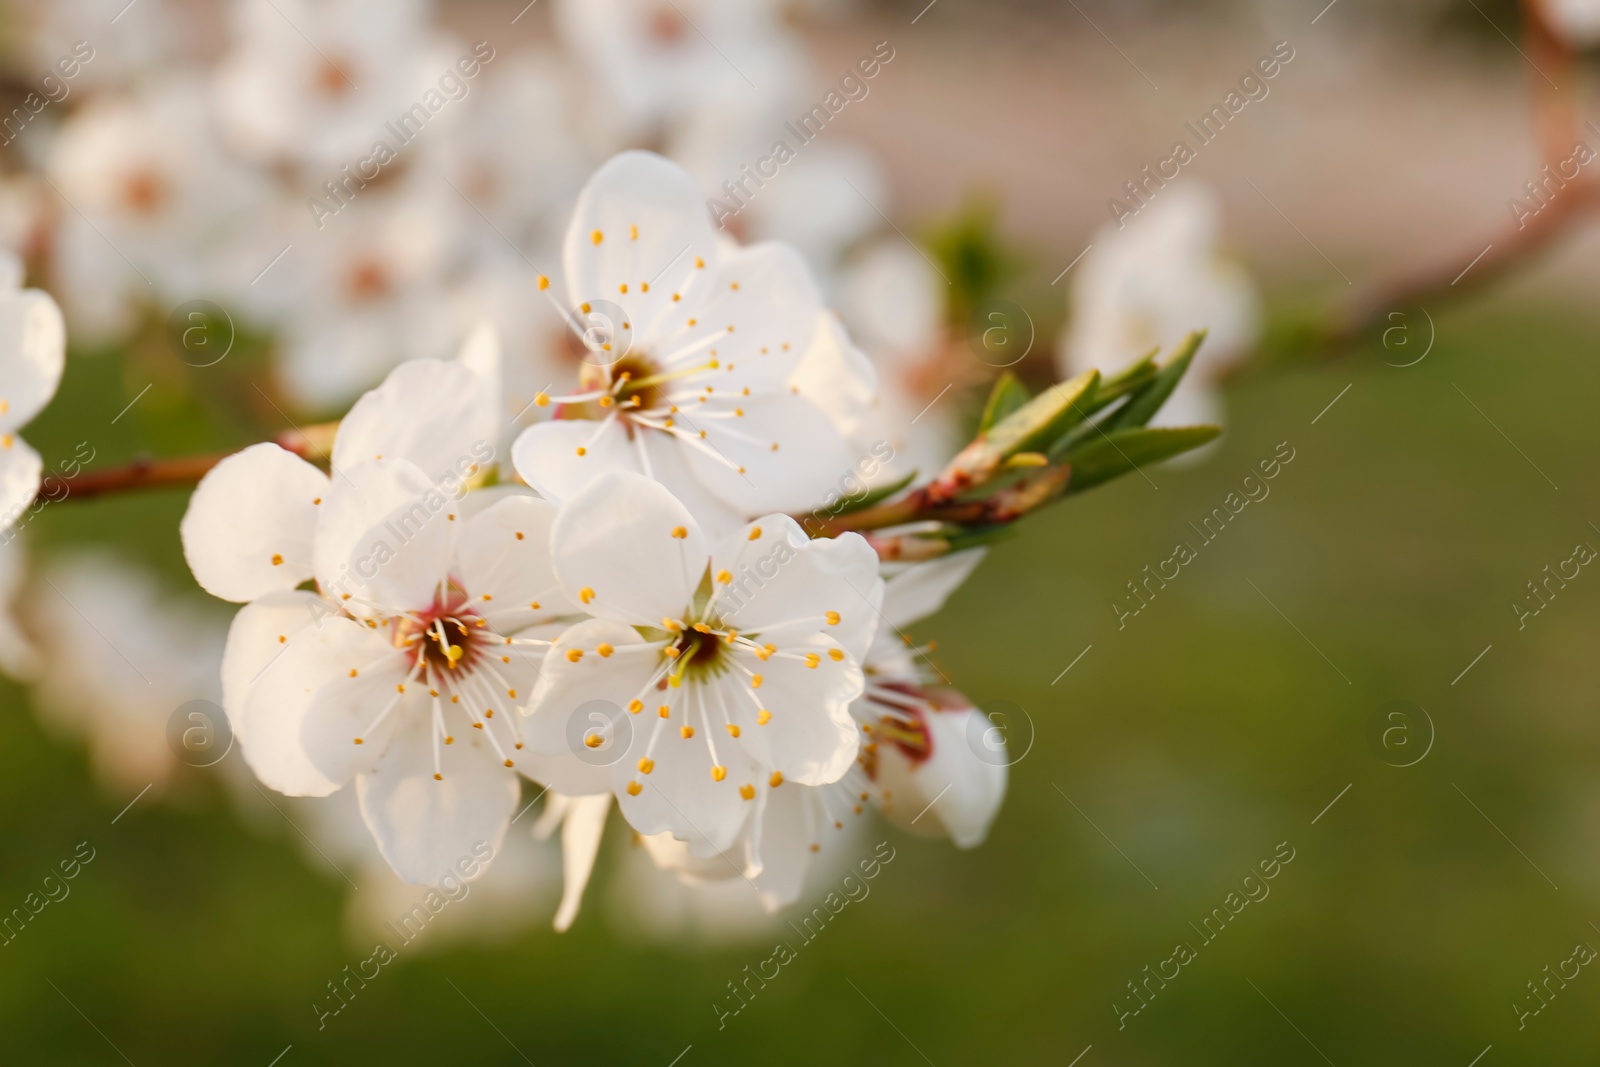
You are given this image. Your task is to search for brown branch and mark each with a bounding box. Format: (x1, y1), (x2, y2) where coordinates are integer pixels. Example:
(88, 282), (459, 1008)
(61, 429), (325, 502)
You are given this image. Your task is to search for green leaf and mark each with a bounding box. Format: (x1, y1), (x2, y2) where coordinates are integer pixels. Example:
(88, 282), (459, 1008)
(1106, 331), (1206, 431)
(987, 369), (1100, 458)
(1061, 425), (1221, 494)
(979, 372), (1030, 434)
(828, 469), (918, 516)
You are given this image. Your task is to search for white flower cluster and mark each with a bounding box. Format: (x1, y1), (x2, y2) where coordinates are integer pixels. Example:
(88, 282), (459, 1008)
(177, 149), (1007, 929)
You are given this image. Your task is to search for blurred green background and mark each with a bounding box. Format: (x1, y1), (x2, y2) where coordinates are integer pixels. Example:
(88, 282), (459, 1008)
(4, 289), (1599, 1064)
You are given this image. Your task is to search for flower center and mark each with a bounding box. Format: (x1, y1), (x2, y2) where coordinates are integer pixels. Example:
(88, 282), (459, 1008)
(120, 169), (168, 217)
(315, 57), (356, 97)
(345, 259), (392, 302)
(395, 592), (484, 677)
(648, 6), (688, 43)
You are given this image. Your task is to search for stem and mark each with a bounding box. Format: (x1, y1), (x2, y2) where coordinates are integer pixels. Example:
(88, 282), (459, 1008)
(1227, 0), (1595, 380)
(62, 429), (325, 502)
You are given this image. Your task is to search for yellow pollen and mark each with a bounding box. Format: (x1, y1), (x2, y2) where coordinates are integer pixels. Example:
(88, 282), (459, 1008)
(446, 735), (454, 743)
(687, 317), (697, 327)
(584, 733), (604, 748)
(730, 281), (740, 290)
(626, 780), (642, 796)
(502, 656), (510, 663)
(757, 709), (771, 725)
(804, 653), (820, 669)
(576, 447), (587, 456)
(828, 648), (844, 661)
(629, 224), (638, 239)
(277, 635), (286, 644)
(591, 229), (603, 244)
(472, 722), (483, 729)
(566, 649), (584, 662)
(711, 765), (727, 782)
(581, 302), (591, 313)
(770, 772), (783, 787)
(670, 526), (687, 539)
(348, 668), (357, 677)
(628, 699), (643, 713)
(739, 783), (755, 800)
(353, 737), (363, 745)
(694, 256), (705, 268)
(434, 773), (443, 781)
(598, 643), (614, 658)
(451, 695), (460, 704)
(826, 611), (841, 625)
(659, 704), (671, 717)
(535, 392), (550, 407)
(716, 569), (732, 584)
(516, 532), (524, 540)
(751, 674), (763, 689)
(619, 283), (628, 294)
(681, 725), (695, 738)
(504, 759), (515, 768)
(271, 554), (284, 566)
(673, 293), (681, 301)
(578, 587), (595, 604)
(754, 647), (771, 661)
(748, 526), (762, 540)
(599, 395), (614, 407)
(641, 281), (650, 292)
(537, 274), (550, 290)
(810, 844), (820, 853)
(313, 497), (322, 505)
(638, 758), (654, 774)
(481, 593), (493, 601)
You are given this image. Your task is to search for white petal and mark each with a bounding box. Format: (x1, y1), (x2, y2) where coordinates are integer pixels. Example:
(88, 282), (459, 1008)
(880, 549), (987, 631)
(332, 359), (498, 484)
(357, 718), (521, 885)
(878, 702), (1007, 849)
(650, 241), (820, 393)
(730, 636), (862, 786)
(563, 151), (720, 347)
(748, 783), (827, 911)
(712, 518), (882, 659)
(454, 494), (572, 633)
(0, 286), (65, 430)
(549, 470), (706, 627)
(0, 436), (42, 533)
(523, 618), (661, 761)
(220, 590), (327, 741)
(611, 700), (761, 855)
(511, 417), (638, 506)
(788, 311), (880, 443)
(681, 390), (858, 518)
(553, 792), (610, 931)
(181, 443), (327, 603)
(313, 459), (454, 614)
(241, 615), (394, 797)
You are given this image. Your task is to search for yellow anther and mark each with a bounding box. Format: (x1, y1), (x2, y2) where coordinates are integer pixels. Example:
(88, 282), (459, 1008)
(599, 395), (614, 407)
(619, 284), (628, 294)
(825, 611), (841, 625)
(769, 772), (783, 787)
(828, 648), (844, 661)
(659, 704), (670, 717)
(576, 447), (587, 456)
(628, 699), (643, 714)
(748, 526), (762, 540)
(353, 737), (363, 745)
(804, 653), (820, 669)
(504, 759), (515, 768)
(271, 553), (284, 566)
(681, 725), (695, 739)
(349, 669), (357, 677)
(757, 709), (771, 725)
(534, 392), (550, 407)
(566, 649), (584, 662)
(579, 587), (595, 604)
(597, 643), (614, 658)
(751, 674), (763, 689)
(726, 724), (741, 738)
(626, 780), (642, 796)
(663, 646), (681, 659)
(537, 275), (550, 290)
(694, 256), (705, 268)
(584, 733), (604, 748)
(629, 224), (638, 239)
(638, 758), (654, 774)
(671, 526), (687, 539)
(591, 229), (603, 244)
(739, 784), (755, 800)
(711, 765), (727, 782)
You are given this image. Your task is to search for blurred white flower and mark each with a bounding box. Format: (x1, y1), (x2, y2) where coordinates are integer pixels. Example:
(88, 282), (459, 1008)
(46, 75), (270, 342)
(182, 342), (593, 884)
(0, 539), (38, 681)
(510, 151), (857, 539)
(14, 0), (181, 89)
(1058, 183), (1258, 430)
(1543, 0), (1600, 47)
(523, 470), (883, 856)
(0, 253), (65, 531)
(251, 180), (460, 409)
(860, 552), (1004, 848)
(214, 0), (458, 169)
(31, 553), (225, 794)
(555, 0), (805, 144)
